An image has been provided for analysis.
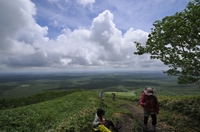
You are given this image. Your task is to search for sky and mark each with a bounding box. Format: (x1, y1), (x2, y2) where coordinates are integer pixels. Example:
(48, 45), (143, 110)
(0, 0), (191, 73)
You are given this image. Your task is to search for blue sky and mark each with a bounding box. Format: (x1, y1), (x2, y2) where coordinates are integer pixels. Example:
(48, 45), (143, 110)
(33, 0), (190, 39)
(0, 0), (191, 73)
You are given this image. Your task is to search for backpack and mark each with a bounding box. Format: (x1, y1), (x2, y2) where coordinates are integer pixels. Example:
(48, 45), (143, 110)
(143, 95), (157, 107)
(98, 124), (111, 132)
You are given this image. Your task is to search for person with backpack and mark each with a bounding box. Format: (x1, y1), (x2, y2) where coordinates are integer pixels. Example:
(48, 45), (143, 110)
(92, 108), (121, 131)
(111, 93), (116, 101)
(99, 91), (104, 100)
(139, 87), (159, 132)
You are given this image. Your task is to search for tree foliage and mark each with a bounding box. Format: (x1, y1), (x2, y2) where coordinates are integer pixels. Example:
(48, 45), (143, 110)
(134, 0), (200, 87)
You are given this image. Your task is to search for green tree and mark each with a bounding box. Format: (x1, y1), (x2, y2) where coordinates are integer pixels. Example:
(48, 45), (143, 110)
(134, 0), (200, 87)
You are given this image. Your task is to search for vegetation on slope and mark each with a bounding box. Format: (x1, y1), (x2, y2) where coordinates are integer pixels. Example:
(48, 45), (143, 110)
(0, 90), (98, 132)
(0, 90), (200, 132)
(158, 95), (200, 131)
(0, 90), (78, 110)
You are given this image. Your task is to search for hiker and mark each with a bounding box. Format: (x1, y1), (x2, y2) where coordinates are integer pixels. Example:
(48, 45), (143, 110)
(139, 87), (159, 132)
(99, 91), (104, 100)
(92, 108), (121, 131)
(112, 93), (116, 101)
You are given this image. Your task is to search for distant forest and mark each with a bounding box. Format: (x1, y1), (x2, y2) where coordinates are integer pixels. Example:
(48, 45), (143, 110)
(0, 71), (199, 99)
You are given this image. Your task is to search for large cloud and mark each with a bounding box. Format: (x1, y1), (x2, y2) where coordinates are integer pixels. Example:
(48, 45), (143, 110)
(0, 0), (166, 72)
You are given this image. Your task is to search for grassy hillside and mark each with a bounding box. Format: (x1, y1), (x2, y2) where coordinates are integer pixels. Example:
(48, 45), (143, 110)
(0, 90), (200, 132)
(0, 90), (98, 132)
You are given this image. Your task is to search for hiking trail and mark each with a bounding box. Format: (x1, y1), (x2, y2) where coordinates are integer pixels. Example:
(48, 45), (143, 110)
(116, 101), (174, 132)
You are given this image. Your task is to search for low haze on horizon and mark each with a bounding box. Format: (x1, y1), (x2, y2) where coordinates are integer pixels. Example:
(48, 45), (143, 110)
(0, 0), (191, 73)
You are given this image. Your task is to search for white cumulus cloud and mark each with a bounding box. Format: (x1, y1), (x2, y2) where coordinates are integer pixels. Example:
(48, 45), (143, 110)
(0, 0), (167, 72)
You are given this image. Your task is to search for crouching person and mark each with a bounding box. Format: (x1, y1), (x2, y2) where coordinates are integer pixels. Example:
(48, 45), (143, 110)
(92, 108), (121, 132)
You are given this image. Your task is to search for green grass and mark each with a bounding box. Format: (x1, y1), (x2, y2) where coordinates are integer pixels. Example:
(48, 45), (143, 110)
(0, 90), (140, 132)
(0, 90), (99, 132)
(0, 89), (200, 131)
(0, 90), (78, 110)
(105, 91), (136, 96)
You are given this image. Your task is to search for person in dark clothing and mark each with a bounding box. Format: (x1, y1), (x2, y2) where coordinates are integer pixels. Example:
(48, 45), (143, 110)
(99, 91), (104, 100)
(112, 93), (116, 101)
(139, 87), (159, 132)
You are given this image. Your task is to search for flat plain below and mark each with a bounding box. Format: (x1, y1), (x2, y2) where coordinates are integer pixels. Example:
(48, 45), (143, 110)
(0, 71), (200, 99)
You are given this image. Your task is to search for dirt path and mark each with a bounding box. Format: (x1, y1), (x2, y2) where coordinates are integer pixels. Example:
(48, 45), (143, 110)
(117, 103), (174, 132)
